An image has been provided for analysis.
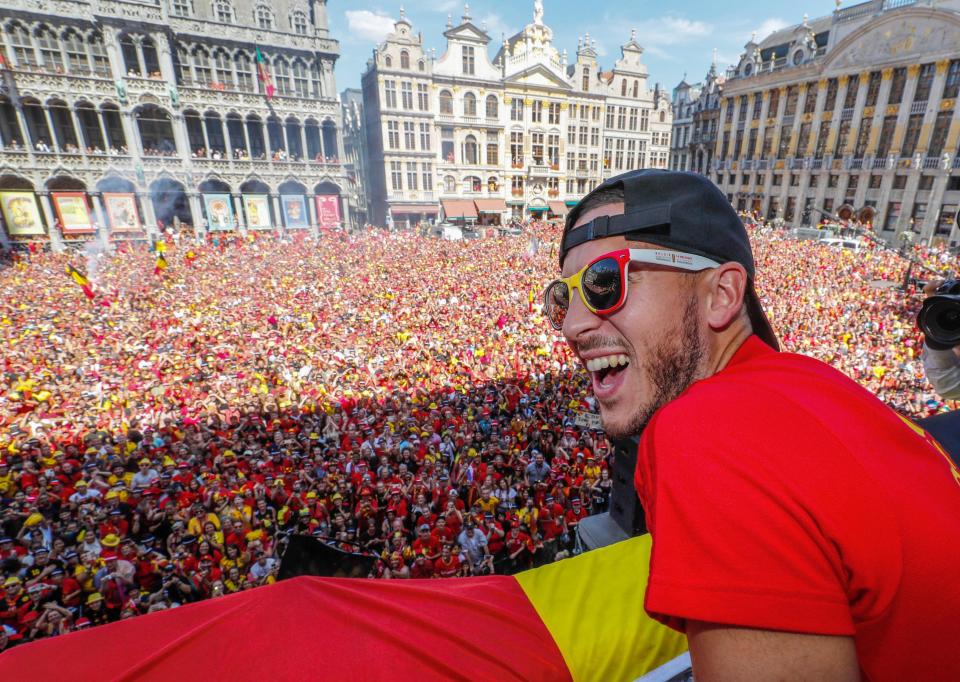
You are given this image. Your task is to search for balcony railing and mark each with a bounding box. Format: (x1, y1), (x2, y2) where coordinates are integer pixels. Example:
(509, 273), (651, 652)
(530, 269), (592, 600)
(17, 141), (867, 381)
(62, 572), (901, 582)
(872, 157), (889, 169)
(741, 159), (753, 170)
(790, 157), (806, 170)
(923, 156), (941, 169)
(847, 157), (864, 170)
(755, 159), (769, 171)
(953, 155), (960, 169)
(809, 158), (823, 170)
(910, 101), (927, 115)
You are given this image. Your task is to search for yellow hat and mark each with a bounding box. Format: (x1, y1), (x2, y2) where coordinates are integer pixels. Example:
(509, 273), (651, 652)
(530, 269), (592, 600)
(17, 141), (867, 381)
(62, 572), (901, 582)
(101, 534), (121, 548)
(306, 491), (317, 499)
(86, 592), (103, 604)
(3, 576), (21, 587)
(75, 480), (88, 487)
(24, 513), (44, 527)
(105, 491), (119, 501)
(162, 456), (175, 467)
(138, 458), (151, 466)
(223, 450), (235, 459)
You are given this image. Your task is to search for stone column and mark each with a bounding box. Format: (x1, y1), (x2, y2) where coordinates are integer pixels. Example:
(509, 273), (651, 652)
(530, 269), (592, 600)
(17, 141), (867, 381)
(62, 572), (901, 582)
(200, 116), (211, 154)
(155, 32), (178, 85)
(42, 107), (61, 152)
(299, 125), (308, 162)
(271, 194), (284, 233)
(281, 124), (290, 155)
(70, 109), (86, 154)
(36, 192), (65, 252)
(134, 38), (147, 76)
(96, 111), (111, 151)
(232, 194), (247, 235)
(241, 120), (252, 158)
(90, 192), (108, 235)
(188, 192), (205, 237)
(305, 193), (318, 235)
(120, 111), (140, 157)
(139, 191), (159, 238)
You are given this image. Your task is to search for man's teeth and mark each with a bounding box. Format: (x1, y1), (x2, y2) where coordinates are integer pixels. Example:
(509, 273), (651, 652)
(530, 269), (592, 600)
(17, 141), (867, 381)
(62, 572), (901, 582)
(585, 354), (630, 373)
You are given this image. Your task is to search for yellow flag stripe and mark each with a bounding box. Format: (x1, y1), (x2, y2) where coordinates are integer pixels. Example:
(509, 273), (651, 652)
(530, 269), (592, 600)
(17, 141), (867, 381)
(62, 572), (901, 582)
(515, 534), (687, 682)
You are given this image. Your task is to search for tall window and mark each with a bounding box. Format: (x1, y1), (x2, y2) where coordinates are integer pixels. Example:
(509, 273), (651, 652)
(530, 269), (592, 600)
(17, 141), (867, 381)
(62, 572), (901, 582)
(854, 117), (872, 157)
(582, 66), (589, 91)
(887, 68), (907, 105)
(865, 71), (882, 107)
(531, 132), (544, 164)
(547, 133), (559, 166)
(418, 84), (429, 111)
(439, 90), (452, 115)
(548, 102), (560, 124)
(214, 50), (232, 87)
(784, 85), (800, 116)
(463, 92), (477, 117)
(486, 95), (498, 119)
(291, 10), (308, 35)
(7, 23), (35, 67)
(464, 134), (478, 164)
(875, 116), (898, 158)
(406, 162), (418, 190)
(531, 100), (543, 123)
(422, 163), (433, 191)
(632, 80), (639, 98)
(913, 63), (935, 102)
(273, 58), (290, 95)
(838, 77), (858, 112)
(400, 50), (410, 69)
(36, 25), (63, 72)
(738, 95), (748, 122)
(236, 52), (253, 90)
(616, 107), (626, 129)
(444, 175), (456, 192)
(628, 108), (637, 131)
(928, 110), (952, 157)
(390, 161), (402, 190)
(567, 125), (576, 144)
(486, 131), (498, 165)
(310, 61), (323, 97)
(419, 122), (431, 150)
(403, 121), (415, 149)
(441, 127), (454, 161)
(384, 80), (397, 108)
(605, 106), (614, 128)
(510, 131), (523, 164)
(63, 30), (89, 75)
(621, 79), (627, 96)
(833, 119), (850, 157)
(944, 60), (960, 100)
(900, 114), (923, 157)
(401, 82), (413, 109)
(215, 0), (234, 23)
(255, 5), (274, 30)
(194, 47), (212, 84)
(461, 45), (475, 75)
(510, 98), (523, 121)
(292, 60), (308, 98)
(387, 121), (399, 149)
(640, 109), (649, 131)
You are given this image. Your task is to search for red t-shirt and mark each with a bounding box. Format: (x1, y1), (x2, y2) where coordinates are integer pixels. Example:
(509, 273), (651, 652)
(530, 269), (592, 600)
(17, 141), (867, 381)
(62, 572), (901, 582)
(635, 336), (960, 681)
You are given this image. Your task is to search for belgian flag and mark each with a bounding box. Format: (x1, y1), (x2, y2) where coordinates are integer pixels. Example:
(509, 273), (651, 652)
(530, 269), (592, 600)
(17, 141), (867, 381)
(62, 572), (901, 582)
(65, 264), (95, 300)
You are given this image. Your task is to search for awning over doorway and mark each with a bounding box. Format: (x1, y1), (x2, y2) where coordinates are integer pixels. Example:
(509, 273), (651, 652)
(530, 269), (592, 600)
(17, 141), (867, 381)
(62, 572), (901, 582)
(390, 205), (439, 215)
(474, 199), (508, 213)
(548, 201), (568, 216)
(441, 199), (478, 219)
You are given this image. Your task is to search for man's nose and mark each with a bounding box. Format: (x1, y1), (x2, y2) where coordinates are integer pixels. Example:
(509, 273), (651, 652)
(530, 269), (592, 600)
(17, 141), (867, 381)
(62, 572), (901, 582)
(561, 288), (603, 342)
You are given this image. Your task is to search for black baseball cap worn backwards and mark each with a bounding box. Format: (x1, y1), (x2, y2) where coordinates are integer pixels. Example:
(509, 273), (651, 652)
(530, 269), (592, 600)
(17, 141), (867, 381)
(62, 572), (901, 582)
(560, 169), (779, 350)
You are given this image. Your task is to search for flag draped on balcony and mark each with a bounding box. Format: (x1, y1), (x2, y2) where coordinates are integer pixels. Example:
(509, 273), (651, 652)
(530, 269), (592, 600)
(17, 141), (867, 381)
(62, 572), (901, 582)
(255, 45), (275, 100)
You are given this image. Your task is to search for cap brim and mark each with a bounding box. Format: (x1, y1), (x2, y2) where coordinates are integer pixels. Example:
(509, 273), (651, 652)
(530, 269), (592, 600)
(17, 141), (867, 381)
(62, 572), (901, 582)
(746, 282), (779, 351)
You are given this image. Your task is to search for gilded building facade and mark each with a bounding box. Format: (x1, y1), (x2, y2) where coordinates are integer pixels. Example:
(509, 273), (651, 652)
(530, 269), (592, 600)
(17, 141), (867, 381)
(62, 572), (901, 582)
(361, 2), (671, 228)
(714, 0), (960, 243)
(0, 0), (355, 248)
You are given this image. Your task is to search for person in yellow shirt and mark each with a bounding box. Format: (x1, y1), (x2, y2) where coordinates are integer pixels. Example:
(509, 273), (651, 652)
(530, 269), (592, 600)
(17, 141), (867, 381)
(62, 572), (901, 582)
(476, 489), (500, 515)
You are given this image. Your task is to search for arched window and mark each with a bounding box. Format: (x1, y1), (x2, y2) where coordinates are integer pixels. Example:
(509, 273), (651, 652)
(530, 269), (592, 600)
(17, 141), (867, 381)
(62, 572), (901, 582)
(659, 110), (666, 123)
(62, 30), (89, 75)
(291, 10), (308, 35)
(213, 49), (232, 87)
(464, 175), (481, 192)
(310, 61), (323, 97)
(36, 25), (63, 72)
(141, 37), (160, 76)
(254, 5), (274, 30)
(193, 46), (212, 84)
(120, 34), (140, 75)
(171, 0), (193, 17)
(439, 90), (453, 115)
(633, 80), (638, 97)
(485, 94), (498, 119)
(464, 135), (478, 164)
(273, 57), (290, 96)
(582, 66), (590, 91)
(621, 79), (627, 96)
(7, 23), (35, 68)
(292, 59), (308, 98)
(400, 50), (410, 69)
(487, 176), (499, 192)
(463, 92), (477, 117)
(383, 55), (392, 68)
(88, 32), (110, 76)
(444, 175), (456, 193)
(136, 105), (176, 155)
(418, 59), (425, 72)
(235, 51), (253, 90)
(214, 0), (234, 23)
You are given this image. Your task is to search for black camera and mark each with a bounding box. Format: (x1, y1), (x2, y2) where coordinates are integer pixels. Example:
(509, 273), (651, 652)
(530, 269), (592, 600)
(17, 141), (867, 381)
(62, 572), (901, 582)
(918, 280), (960, 350)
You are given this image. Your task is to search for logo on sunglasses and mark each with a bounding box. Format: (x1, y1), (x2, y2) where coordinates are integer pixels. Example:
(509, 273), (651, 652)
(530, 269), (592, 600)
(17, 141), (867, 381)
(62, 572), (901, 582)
(654, 251), (694, 266)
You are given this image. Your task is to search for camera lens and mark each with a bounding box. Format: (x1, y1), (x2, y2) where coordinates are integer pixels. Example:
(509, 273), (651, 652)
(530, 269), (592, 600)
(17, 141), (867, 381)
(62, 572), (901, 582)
(920, 296), (960, 348)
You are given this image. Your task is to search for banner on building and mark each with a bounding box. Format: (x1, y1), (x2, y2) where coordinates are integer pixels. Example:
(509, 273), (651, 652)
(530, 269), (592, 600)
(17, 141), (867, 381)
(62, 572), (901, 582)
(0, 191), (44, 236)
(242, 194), (272, 230)
(103, 193), (141, 232)
(315, 194), (341, 230)
(203, 193), (234, 231)
(52, 192), (94, 234)
(280, 194), (309, 229)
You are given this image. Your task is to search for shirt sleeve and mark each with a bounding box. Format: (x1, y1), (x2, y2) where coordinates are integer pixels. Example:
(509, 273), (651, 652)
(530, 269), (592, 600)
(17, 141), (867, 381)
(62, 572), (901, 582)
(922, 345), (960, 400)
(637, 382), (901, 636)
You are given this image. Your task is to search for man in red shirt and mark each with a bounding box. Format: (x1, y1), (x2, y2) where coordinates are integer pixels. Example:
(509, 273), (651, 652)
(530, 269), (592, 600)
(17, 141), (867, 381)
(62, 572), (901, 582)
(411, 524), (441, 561)
(553, 169), (960, 680)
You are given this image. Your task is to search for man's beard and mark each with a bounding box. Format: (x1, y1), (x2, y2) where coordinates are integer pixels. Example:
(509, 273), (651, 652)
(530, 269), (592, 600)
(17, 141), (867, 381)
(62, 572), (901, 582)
(603, 293), (706, 441)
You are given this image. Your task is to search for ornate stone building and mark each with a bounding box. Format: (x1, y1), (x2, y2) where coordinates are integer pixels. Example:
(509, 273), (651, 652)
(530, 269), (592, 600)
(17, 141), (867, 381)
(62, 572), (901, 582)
(714, 0), (960, 243)
(361, 1), (671, 228)
(670, 59), (723, 174)
(0, 0), (353, 248)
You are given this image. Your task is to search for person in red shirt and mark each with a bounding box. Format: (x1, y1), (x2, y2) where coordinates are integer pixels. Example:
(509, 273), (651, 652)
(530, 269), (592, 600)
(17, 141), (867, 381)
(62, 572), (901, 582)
(504, 525), (534, 573)
(554, 169), (960, 680)
(411, 524), (441, 561)
(409, 553), (434, 579)
(430, 517), (455, 546)
(433, 545), (462, 578)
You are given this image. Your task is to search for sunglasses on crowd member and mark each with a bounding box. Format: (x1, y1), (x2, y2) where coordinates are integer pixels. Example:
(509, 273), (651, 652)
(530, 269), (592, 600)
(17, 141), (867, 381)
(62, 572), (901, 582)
(543, 248), (721, 330)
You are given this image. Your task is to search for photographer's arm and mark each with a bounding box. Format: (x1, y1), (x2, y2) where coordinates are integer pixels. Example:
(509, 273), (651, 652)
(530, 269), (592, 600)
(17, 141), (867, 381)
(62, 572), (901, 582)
(922, 345), (960, 401)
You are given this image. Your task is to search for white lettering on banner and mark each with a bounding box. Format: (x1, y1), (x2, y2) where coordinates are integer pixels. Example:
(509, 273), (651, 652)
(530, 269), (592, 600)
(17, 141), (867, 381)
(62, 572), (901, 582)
(574, 411), (603, 429)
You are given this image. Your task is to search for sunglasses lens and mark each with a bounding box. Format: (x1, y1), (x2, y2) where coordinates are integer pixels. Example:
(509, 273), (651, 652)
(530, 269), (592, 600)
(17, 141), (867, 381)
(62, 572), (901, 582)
(544, 281), (569, 329)
(583, 258), (623, 312)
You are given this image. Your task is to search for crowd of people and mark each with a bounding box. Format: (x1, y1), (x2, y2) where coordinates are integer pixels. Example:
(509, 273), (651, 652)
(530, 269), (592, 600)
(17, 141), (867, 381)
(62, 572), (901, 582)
(0, 218), (952, 650)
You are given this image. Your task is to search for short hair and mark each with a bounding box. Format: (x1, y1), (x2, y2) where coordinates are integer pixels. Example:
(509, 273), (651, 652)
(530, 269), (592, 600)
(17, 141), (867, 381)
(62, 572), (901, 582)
(570, 186), (625, 226)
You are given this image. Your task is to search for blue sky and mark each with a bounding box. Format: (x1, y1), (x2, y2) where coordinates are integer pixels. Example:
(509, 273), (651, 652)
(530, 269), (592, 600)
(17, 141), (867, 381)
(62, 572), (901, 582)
(330, 0), (840, 94)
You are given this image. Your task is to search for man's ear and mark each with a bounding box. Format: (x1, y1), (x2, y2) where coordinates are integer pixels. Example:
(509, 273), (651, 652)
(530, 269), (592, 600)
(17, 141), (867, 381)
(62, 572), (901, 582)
(702, 263), (749, 333)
